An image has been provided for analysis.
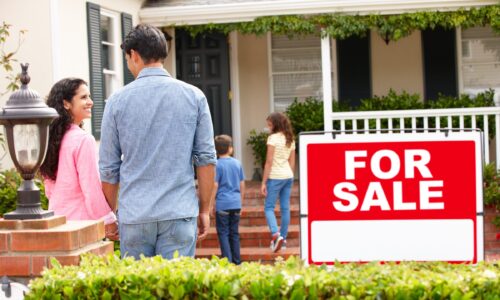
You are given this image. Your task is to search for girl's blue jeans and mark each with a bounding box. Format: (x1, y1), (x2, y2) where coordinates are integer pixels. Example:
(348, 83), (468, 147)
(264, 178), (293, 239)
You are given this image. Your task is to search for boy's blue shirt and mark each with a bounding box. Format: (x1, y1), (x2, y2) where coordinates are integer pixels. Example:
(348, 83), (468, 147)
(215, 157), (244, 211)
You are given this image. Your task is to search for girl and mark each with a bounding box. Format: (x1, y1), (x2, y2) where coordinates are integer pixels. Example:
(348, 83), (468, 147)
(261, 112), (295, 252)
(40, 78), (118, 240)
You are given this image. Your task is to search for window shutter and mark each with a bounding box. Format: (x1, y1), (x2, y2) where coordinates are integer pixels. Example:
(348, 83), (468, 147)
(86, 2), (105, 139)
(121, 13), (134, 85)
(422, 28), (458, 100)
(337, 34), (371, 107)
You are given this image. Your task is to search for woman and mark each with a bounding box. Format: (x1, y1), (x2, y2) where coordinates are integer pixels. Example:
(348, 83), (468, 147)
(40, 78), (118, 240)
(261, 112), (295, 252)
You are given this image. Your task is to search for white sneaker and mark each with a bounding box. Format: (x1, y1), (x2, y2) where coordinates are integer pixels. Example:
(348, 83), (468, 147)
(281, 240), (287, 250)
(272, 236), (284, 252)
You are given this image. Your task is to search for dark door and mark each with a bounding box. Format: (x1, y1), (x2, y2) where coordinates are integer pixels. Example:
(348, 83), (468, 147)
(175, 29), (232, 136)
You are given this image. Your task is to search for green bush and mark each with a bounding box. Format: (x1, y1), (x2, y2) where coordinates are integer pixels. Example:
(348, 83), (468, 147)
(246, 129), (269, 169)
(27, 255), (500, 300)
(0, 169), (48, 216)
(483, 163), (500, 227)
(286, 97), (325, 135)
(359, 89), (423, 111)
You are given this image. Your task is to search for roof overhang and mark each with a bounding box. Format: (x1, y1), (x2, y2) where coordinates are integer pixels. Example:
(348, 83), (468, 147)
(140, 0), (498, 27)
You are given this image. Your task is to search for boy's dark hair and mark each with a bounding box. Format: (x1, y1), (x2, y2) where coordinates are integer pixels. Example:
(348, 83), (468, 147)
(215, 135), (232, 156)
(121, 24), (167, 63)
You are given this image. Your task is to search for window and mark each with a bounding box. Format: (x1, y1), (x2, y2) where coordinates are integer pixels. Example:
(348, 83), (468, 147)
(87, 2), (133, 138)
(100, 9), (123, 99)
(461, 26), (500, 102)
(270, 34), (323, 112)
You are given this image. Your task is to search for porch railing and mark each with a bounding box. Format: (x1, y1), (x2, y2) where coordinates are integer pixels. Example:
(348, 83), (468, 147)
(326, 106), (500, 170)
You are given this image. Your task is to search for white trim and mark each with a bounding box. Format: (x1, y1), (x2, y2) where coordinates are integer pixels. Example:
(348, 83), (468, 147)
(321, 33), (333, 131)
(229, 31), (243, 164)
(50, 0), (60, 81)
(169, 29), (177, 77)
(140, 0), (498, 26)
(456, 27), (464, 94)
(100, 9), (124, 95)
(267, 32), (274, 113)
(331, 38), (339, 101)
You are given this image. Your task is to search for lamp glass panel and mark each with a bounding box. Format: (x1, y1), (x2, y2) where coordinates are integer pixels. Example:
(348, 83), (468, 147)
(13, 124), (40, 170)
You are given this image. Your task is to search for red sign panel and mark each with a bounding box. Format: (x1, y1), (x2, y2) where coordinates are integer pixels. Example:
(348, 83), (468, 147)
(300, 133), (483, 264)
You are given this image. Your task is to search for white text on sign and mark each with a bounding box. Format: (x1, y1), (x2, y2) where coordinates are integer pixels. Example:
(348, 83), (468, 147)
(332, 149), (444, 212)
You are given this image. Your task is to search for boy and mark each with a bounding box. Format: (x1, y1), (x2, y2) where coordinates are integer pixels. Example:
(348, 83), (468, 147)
(213, 135), (245, 264)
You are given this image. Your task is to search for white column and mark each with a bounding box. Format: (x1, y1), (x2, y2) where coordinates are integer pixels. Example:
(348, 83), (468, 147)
(229, 31), (242, 163)
(321, 32), (333, 131)
(50, 0), (60, 82)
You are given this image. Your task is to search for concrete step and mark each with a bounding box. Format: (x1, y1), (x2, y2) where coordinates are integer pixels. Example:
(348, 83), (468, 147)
(195, 246), (300, 263)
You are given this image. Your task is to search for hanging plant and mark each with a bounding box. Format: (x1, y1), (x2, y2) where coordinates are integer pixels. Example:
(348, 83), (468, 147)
(176, 4), (500, 41)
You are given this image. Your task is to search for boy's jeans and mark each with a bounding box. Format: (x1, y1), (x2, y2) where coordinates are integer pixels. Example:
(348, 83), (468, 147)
(264, 178), (293, 239)
(119, 217), (197, 260)
(215, 209), (241, 264)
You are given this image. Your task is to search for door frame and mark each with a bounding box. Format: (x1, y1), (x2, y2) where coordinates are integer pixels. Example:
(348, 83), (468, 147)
(168, 30), (242, 163)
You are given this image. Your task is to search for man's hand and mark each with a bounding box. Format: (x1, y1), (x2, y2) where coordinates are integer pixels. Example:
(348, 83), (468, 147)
(197, 212), (210, 241)
(105, 221), (119, 241)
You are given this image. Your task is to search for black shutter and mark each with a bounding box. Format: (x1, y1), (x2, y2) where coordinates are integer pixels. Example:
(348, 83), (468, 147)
(337, 34), (372, 107)
(86, 2), (105, 139)
(121, 13), (134, 85)
(422, 28), (458, 101)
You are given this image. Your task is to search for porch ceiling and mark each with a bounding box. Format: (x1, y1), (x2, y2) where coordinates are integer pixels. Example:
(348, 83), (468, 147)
(140, 0), (498, 27)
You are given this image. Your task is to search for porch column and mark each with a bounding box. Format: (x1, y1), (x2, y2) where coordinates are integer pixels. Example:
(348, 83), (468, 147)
(321, 32), (333, 132)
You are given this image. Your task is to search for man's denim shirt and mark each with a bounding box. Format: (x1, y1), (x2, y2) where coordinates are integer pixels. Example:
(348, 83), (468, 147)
(99, 67), (217, 224)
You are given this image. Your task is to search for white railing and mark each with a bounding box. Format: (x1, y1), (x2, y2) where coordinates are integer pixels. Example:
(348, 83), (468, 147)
(327, 106), (500, 170)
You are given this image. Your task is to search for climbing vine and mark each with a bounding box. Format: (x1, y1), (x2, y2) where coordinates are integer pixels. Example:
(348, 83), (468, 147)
(177, 4), (500, 41)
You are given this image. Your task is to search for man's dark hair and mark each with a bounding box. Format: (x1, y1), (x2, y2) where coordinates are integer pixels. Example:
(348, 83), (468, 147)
(215, 135), (232, 156)
(121, 24), (167, 63)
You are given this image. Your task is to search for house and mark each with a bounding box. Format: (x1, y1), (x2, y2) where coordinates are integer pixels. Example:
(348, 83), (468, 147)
(1, 0), (499, 178)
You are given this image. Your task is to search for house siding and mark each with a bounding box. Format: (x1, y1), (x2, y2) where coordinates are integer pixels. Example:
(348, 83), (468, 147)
(238, 33), (271, 179)
(371, 30), (424, 97)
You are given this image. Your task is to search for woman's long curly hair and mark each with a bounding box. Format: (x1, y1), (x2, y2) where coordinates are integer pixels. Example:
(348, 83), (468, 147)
(40, 78), (87, 180)
(267, 112), (294, 147)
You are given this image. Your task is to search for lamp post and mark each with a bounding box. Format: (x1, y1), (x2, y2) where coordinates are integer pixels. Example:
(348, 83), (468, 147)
(0, 63), (58, 219)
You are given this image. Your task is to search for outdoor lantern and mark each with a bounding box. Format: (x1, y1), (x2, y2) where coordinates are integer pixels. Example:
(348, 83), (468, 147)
(0, 63), (58, 219)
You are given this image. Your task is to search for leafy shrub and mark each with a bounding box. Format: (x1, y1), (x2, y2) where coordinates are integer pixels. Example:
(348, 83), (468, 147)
(483, 163), (500, 227)
(286, 97), (325, 135)
(27, 255), (500, 299)
(246, 129), (269, 169)
(359, 89), (423, 111)
(0, 169), (48, 217)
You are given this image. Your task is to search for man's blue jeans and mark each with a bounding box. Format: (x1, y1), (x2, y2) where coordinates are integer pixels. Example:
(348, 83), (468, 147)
(264, 178), (293, 239)
(119, 217), (197, 259)
(215, 209), (241, 264)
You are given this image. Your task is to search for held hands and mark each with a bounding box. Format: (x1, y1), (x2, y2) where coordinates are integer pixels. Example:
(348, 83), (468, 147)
(197, 212), (210, 241)
(105, 221), (119, 241)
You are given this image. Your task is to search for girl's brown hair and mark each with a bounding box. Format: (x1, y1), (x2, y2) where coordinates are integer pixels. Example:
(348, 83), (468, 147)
(266, 112), (294, 147)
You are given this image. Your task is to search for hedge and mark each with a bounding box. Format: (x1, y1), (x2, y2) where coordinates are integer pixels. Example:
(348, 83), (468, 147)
(27, 255), (500, 299)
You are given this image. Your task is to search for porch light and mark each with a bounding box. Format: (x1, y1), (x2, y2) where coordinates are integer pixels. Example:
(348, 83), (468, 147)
(0, 64), (58, 219)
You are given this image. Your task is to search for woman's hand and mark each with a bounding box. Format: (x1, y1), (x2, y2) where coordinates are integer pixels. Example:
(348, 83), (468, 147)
(105, 221), (119, 241)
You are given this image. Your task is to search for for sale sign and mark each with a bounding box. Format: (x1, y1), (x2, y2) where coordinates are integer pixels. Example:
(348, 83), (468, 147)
(299, 132), (484, 264)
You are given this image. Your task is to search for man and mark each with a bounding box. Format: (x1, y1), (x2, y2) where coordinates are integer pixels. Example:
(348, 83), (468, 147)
(99, 24), (216, 259)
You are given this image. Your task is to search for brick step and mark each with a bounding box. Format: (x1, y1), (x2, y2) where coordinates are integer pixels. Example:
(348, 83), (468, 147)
(240, 181), (299, 207)
(197, 225), (299, 248)
(243, 196), (299, 207)
(210, 206), (300, 226)
(195, 247), (300, 263)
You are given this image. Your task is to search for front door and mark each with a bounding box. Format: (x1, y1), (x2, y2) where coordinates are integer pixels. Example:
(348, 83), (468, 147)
(175, 29), (232, 136)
